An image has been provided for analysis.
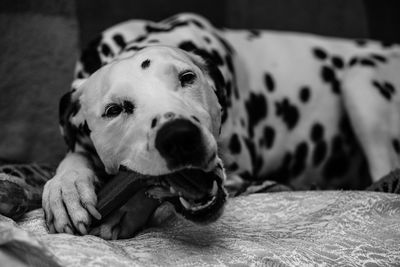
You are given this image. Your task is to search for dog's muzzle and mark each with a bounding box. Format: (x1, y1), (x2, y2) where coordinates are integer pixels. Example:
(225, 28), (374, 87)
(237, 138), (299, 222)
(149, 118), (226, 222)
(147, 166), (226, 223)
(155, 119), (207, 169)
(112, 165), (227, 224)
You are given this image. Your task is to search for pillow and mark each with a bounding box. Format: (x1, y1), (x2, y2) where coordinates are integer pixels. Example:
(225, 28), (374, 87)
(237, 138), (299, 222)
(0, 0), (79, 165)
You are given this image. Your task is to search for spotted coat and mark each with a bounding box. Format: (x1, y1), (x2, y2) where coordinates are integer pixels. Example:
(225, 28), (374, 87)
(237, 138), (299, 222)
(64, 13), (400, 195)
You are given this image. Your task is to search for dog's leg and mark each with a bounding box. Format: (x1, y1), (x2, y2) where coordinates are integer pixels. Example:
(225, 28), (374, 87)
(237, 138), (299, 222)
(42, 151), (101, 235)
(342, 62), (400, 182)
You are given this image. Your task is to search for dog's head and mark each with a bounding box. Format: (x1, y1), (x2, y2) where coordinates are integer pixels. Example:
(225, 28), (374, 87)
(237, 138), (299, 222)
(64, 46), (228, 222)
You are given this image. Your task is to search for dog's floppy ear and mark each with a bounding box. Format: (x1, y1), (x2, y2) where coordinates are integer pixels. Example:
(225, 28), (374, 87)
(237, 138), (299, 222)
(59, 79), (91, 152)
(186, 50), (228, 124)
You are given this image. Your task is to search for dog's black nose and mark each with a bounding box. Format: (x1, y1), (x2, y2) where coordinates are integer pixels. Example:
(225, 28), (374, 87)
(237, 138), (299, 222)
(155, 119), (205, 168)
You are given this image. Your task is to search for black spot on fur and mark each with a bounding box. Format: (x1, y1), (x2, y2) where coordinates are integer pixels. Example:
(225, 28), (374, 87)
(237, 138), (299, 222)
(373, 80), (396, 101)
(332, 80), (341, 94)
(245, 93), (268, 137)
(59, 91), (98, 157)
(134, 35), (147, 42)
(312, 47), (328, 60)
(393, 139), (400, 154)
(264, 73), (275, 92)
(360, 58), (376, 67)
(178, 41), (199, 52)
(292, 142), (308, 176)
(370, 53), (387, 63)
(321, 66), (336, 83)
(275, 98), (299, 130)
(331, 56), (344, 69)
(151, 118), (157, 128)
(263, 126), (275, 149)
(76, 71), (85, 79)
(123, 101), (135, 114)
(310, 123), (324, 143)
(323, 136), (349, 179)
(355, 39), (367, 46)
(349, 57), (358, 66)
(321, 66), (341, 94)
(59, 91), (80, 149)
(193, 49), (228, 123)
(125, 46), (144, 52)
(80, 35), (102, 74)
(79, 121), (91, 135)
(211, 49), (224, 66)
(229, 134), (242, 154)
(112, 34), (126, 48)
(101, 43), (113, 57)
(349, 55), (384, 68)
(225, 81), (232, 100)
(141, 59), (151, 69)
(247, 30), (261, 40)
(339, 115), (355, 138)
(269, 152), (292, 184)
(381, 41), (395, 48)
(299, 86), (311, 103)
(204, 36), (211, 43)
(215, 34), (234, 55)
(225, 54), (234, 74)
(147, 39), (160, 43)
(190, 19), (205, 29)
(313, 140), (327, 166)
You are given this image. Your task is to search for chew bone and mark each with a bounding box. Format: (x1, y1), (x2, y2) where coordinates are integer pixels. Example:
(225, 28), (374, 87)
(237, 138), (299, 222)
(92, 170), (155, 227)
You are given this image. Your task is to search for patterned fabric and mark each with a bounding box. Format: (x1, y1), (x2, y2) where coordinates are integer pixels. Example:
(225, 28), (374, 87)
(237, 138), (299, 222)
(367, 169), (400, 194)
(0, 164), (54, 219)
(1, 191), (399, 266)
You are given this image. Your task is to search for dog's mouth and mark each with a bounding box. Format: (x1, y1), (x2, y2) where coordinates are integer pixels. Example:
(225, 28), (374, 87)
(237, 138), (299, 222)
(120, 165), (227, 223)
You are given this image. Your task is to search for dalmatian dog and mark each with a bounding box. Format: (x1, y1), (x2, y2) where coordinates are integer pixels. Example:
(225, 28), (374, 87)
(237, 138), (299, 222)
(42, 13), (400, 239)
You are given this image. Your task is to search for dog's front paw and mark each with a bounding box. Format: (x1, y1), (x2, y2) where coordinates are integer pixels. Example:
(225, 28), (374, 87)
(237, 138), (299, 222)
(42, 169), (101, 235)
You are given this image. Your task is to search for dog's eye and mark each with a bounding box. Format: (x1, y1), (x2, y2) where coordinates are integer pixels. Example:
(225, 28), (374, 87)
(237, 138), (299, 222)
(179, 71), (196, 87)
(103, 103), (123, 118)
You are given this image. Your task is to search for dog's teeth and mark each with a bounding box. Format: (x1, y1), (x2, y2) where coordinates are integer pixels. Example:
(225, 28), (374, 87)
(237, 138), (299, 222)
(169, 186), (176, 194)
(190, 196), (216, 211)
(211, 181), (218, 195)
(179, 197), (191, 209)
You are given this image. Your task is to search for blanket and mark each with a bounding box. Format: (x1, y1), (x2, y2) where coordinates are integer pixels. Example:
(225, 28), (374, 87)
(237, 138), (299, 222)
(1, 191), (399, 266)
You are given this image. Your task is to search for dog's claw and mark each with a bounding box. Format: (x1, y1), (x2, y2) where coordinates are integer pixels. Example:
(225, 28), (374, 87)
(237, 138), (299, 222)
(111, 227), (120, 240)
(48, 223), (56, 234)
(77, 222), (88, 235)
(87, 204), (101, 220)
(63, 225), (74, 234)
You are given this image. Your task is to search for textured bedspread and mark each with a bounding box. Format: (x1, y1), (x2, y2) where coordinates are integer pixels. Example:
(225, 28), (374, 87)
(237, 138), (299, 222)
(1, 191), (400, 266)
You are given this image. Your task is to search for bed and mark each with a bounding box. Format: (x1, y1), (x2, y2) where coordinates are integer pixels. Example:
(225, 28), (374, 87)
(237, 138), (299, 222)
(1, 191), (400, 266)
(1, 1), (400, 266)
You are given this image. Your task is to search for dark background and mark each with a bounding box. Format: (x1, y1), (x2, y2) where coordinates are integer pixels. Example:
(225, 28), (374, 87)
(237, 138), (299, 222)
(0, 0), (399, 165)
(75, 0), (400, 46)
